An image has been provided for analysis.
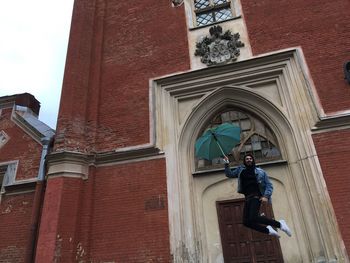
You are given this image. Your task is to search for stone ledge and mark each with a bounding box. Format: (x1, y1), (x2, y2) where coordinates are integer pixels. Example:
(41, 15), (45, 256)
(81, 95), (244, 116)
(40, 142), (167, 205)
(47, 146), (164, 169)
(3, 181), (37, 195)
(312, 113), (350, 133)
(96, 146), (163, 165)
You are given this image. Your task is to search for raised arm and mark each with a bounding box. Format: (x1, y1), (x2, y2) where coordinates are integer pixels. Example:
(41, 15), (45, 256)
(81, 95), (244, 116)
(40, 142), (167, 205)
(224, 163), (239, 178)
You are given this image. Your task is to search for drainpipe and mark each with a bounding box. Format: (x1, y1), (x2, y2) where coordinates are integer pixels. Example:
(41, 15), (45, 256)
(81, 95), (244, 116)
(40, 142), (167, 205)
(26, 136), (52, 263)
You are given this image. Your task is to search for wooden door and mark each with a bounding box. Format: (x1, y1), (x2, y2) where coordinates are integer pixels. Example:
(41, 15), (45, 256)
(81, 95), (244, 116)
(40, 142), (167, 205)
(217, 199), (284, 263)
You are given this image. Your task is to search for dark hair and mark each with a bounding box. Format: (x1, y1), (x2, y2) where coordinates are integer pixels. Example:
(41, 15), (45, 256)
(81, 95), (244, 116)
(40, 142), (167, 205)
(243, 153), (255, 166)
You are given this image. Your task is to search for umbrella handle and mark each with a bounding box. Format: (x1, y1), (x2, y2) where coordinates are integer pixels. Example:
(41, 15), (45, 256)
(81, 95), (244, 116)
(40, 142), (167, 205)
(211, 132), (228, 159)
(215, 140), (228, 159)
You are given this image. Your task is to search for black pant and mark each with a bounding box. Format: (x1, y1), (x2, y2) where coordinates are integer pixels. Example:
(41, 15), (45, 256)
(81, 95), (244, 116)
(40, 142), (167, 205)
(243, 197), (281, 234)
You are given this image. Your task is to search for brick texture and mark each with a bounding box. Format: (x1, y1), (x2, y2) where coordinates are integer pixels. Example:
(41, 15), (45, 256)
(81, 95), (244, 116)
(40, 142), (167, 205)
(0, 107), (42, 262)
(313, 129), (350, 252)
(241, 0), (350, 114)
(41, 1), (184, 261)
(83, 158), (169, 262)
(0, 108), (41, 180)
(0, 193), (34, 263)
(36, 158), (169, 262)
(35, 177), (83, 263)
(54, 0), (190, 153)
(41, 0), (350, 261)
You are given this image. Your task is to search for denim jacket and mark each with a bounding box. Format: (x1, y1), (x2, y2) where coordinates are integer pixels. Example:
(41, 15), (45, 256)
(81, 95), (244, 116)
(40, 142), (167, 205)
(224, 164), (273, 203)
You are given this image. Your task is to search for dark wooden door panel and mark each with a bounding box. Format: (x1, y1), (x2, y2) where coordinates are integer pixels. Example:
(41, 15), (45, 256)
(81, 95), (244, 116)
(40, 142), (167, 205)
(217, 199), (284, 263)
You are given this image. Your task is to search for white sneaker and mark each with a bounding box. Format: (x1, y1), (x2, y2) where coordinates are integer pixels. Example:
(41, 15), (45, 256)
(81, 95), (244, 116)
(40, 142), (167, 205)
(267, 226), (280, 238)
(279, 220), (292, 237)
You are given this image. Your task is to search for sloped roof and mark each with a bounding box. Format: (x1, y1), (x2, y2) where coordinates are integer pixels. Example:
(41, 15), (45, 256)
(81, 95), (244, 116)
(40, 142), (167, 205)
(0, 93), (55, 142)
(16, 109), (55, 139)
(12, 108), (55, 144)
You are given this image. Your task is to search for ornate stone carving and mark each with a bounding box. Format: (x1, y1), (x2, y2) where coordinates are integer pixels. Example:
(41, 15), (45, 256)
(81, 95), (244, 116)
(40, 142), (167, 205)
(195, 25), (244, 66)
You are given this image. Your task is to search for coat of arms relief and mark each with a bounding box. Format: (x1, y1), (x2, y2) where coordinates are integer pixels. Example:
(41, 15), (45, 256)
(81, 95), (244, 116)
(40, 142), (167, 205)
(195, 25), (244, 66)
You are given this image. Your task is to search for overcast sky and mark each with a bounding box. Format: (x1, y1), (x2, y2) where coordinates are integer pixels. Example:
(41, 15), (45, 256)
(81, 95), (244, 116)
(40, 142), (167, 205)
(0, 1), (74, 129)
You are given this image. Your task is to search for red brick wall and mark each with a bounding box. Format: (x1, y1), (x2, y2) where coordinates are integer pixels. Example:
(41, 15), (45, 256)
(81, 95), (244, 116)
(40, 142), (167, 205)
(0, 108), (41, 181)
(48, 1), (183, 261)
(241, 0), (350, 114)
(0, 193), (34, 263)
(35, 177), (83, 263)
(0, 108), (42, 262)
(36, 158), (168, 262)
(313, 129), (350, 251)
(55, 0), (190, 152)
(83, 158), (169, 262)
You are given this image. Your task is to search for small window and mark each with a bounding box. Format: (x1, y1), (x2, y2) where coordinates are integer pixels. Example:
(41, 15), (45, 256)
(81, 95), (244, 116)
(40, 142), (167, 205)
(193, 0), (235, 27)
(0, 165), (6, 193)
(195, 109), (282, 171)
(0, 162), (18, 194)
(0, 131), (9, 149)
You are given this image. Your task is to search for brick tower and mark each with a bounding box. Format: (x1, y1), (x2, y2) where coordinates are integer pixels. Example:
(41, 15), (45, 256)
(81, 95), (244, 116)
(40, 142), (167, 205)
(32, 0), (350, 262)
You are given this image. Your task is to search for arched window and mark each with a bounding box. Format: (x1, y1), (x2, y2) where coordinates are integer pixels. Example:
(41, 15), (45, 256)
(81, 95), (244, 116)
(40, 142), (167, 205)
(196, 108), (282, 171)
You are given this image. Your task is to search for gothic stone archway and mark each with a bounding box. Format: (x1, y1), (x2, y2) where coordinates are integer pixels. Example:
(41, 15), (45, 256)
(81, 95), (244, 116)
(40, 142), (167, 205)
(152, 50), (346, 262)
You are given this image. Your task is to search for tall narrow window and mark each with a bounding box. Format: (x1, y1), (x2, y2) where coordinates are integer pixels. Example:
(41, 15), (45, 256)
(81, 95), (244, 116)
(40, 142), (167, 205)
(0, 165), (6, 194)
(195, 109), (282, 171)
(0, 162), (18, 194)
(194, 0), (234, 27)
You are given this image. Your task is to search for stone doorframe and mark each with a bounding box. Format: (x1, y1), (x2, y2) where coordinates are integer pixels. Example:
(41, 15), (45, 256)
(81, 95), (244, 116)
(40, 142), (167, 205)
(151, 49), (347, 262)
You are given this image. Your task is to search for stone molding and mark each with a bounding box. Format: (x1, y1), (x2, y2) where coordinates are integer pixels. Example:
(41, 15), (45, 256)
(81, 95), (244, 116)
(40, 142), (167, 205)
(46, 147), (164, 179)
(4, 181), (37, 195)
(96, 146), (163, 164)
(312, 113), (350, 133)
(151, 48), (347, 262)
(192, 159), (288, 177)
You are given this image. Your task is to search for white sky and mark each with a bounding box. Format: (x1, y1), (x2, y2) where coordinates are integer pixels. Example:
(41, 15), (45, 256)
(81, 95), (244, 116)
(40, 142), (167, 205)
(0, 1), (74, 129)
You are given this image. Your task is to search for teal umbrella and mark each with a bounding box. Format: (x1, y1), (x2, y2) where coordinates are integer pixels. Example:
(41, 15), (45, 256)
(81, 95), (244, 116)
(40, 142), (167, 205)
(195, 123), (241, 160)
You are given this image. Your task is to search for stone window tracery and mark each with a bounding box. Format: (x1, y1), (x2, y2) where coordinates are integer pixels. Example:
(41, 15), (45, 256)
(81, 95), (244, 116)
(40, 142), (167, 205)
(196, 108), (282, 171)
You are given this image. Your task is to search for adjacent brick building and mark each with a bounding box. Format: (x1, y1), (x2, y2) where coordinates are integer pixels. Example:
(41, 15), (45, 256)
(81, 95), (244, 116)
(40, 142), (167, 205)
(1, 0), (350, 262)
(0, 93), (54, 262)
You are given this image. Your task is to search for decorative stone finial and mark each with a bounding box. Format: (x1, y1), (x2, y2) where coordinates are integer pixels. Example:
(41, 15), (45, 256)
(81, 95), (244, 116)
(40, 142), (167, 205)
(195, 25), (245, 66)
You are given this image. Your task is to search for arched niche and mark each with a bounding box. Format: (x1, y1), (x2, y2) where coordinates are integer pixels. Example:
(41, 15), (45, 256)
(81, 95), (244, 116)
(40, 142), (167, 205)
(151, 50), (345, 262)
(172, 85), (340, 262)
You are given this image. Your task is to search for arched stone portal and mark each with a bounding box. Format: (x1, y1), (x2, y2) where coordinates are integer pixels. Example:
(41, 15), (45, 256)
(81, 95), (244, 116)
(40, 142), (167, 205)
(181, 86), (311, 261)
(152, 49), (346, 262)
(179, 86), (309, 262)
